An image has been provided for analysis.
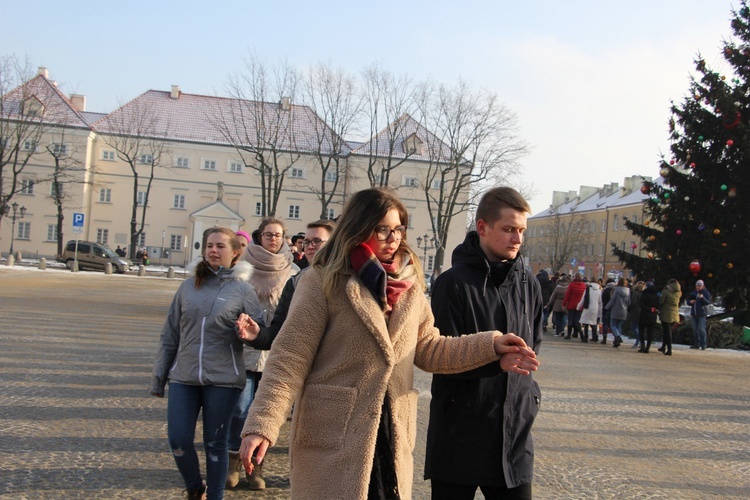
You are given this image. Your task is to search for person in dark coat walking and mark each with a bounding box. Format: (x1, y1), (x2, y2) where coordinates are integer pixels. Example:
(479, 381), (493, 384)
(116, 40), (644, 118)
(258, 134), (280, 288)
(638, 281), (659, 353)
(426, 186), (543, 499)
(536, 270), (555, 332)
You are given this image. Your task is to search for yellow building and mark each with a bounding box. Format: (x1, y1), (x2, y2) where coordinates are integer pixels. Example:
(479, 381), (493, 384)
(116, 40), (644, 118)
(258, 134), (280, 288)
(524, 176), (652, 280)
(2, 68), (465, 270)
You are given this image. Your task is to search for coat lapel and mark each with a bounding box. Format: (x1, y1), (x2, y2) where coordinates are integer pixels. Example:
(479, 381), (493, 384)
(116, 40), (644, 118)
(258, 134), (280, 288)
(345, 277), (394, 364)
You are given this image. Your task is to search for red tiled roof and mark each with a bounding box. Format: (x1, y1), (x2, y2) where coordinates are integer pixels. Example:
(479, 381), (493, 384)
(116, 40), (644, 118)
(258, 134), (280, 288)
(1, 75), (91, 129)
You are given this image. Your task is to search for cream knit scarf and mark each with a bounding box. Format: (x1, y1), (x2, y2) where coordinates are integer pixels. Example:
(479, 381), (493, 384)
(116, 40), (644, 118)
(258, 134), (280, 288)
(244, 241), (294, 305)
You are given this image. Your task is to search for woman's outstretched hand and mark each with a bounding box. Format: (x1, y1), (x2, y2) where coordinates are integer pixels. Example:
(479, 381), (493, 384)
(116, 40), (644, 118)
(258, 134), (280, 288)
(240, 433), (270, 474)
(236, 313), (260, 342)
(493, 333), (540, 375)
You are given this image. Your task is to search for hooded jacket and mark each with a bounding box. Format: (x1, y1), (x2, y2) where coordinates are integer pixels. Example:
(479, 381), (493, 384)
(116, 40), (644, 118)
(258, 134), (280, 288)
(577, 282), (603, 325)
(659, 281), (682, 324)
(546, 278), (569, 313)
(425, 231), (543, 489)
(605, 286), (631, 321)
(151, 261), (263, 395)
(639, 285), (659, 325)
(562, 277), (587, 311)
(241, 261), (504, 500)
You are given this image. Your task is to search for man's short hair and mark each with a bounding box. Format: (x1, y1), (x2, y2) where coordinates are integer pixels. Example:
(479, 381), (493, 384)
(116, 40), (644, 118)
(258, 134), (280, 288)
(291, 234), (305, 244)
(306, 219), (336, 234)
(476, 186), (531, 225)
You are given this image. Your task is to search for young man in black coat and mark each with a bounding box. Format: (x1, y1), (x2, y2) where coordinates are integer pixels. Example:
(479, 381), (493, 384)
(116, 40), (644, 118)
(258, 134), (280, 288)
(426, 186), (543, 500)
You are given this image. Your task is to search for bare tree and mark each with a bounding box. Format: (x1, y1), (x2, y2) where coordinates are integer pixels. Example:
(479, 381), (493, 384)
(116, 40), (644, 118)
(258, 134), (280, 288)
(540, 211), (588, 273)
(416, 80), (528, 268)
(0, 57), (49, 232)
(95, 98), (171, 259)
(210, 54), (302, 216)
(300, 63), (362, 219)
(360, 64), (419, 187)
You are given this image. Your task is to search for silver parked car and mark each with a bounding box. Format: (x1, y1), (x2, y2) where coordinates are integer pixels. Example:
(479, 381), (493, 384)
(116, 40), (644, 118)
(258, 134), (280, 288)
(61, 240), (133, 273)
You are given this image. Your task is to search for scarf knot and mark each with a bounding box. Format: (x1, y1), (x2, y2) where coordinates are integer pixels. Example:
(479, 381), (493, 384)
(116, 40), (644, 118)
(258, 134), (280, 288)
(350, 243), (415, 313)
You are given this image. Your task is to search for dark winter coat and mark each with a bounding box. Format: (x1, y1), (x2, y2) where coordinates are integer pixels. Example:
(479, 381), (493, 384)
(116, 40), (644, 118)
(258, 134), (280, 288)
(546, 280), (569, 313)
(659, 281), (682, 324)
(689, 288), (713, 317)
(536, 270), (556, 306)
(425, 231), (543, 489)
(639, 286), (659, 325)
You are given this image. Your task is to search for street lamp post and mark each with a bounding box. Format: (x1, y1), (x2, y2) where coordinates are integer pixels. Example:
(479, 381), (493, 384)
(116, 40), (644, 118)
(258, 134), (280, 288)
(415, 233), (436, 270)
(2, 202), (27, 257)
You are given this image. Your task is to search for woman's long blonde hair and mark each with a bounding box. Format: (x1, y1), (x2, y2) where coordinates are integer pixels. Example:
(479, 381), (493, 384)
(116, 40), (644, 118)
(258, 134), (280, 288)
(314, 187), (424, 299)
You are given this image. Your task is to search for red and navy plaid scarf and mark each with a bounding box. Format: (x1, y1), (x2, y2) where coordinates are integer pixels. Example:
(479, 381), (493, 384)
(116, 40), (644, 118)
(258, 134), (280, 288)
(350, 243), (414, 314)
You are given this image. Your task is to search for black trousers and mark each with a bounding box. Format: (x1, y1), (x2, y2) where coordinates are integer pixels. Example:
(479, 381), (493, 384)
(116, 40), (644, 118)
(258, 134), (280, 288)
(431, 479), (532, 500)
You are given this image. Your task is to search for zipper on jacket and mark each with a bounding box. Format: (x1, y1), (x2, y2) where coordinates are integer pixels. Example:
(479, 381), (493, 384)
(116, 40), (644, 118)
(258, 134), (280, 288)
(198, 316), (206, 383)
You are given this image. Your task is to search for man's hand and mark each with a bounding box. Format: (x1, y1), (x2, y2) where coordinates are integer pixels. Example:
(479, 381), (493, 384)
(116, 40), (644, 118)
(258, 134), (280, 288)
(494, 333), (540, 375)
(236, 313), (260, 342)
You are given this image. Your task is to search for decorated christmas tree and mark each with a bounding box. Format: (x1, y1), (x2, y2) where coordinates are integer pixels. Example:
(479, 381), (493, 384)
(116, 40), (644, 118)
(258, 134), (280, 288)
(614, 3), (749, 310)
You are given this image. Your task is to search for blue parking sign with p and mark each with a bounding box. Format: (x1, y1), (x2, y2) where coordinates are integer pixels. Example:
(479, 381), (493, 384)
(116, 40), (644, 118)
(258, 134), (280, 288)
(73, 213), (84, 227)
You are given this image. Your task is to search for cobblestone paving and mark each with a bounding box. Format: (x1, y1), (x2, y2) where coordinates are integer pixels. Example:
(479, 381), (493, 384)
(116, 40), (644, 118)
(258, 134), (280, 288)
(1, 267), (749, 499)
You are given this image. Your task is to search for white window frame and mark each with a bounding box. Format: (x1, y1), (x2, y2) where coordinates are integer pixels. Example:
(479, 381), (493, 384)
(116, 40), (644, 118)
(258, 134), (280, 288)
(137, 233), (146, 247)
(601, 219), (606, 232)
(21, 140), (37, 152)
(254, 202), (262, 216)
(326, 208), (335, 220)
(139, 153), (153, 164)
(17, 221), (31, 240)
(402, 176), (418, 187)
(175, 157), (190, 168)
(96, 228), (109, 245)
(290, 167), (304, 179)
(288, 204), (300, 219)
(173, 194), (186, 209)
(170, 234), (183, 251)
(137, 191), (147, 206)
(50, 181), (63, 198)
(20, 179), (34, 195)
(46, 224), (58, 242)
(202, 159), (217, 171)
(325, 170), (338, 182)
(102, 150), (115, 161)
(51, 143), (68, 155)
(228, 161), (243, 173)
(99, 188), (112, 203)
(431, 179), (442, 190)
(613, 216), (619, 231)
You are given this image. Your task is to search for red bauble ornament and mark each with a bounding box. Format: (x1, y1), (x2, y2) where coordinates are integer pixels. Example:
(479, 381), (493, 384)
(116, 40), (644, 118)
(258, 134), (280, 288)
(727, 139), (734, 146)
(641, 184), (651, 195)
(689, 260), (701, 276)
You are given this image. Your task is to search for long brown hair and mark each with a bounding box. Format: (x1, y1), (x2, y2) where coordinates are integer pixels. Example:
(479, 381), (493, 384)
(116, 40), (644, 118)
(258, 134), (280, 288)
(314, 187), (424, 299)
(195, 227), (241, 287)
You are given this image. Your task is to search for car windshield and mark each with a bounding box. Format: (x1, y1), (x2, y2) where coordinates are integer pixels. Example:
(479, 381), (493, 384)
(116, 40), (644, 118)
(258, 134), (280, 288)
(99, 246), (117, 258)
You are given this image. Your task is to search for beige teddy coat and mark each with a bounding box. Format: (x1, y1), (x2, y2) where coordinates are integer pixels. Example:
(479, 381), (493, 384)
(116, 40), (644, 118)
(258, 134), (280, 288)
(241, 266), (502, 499)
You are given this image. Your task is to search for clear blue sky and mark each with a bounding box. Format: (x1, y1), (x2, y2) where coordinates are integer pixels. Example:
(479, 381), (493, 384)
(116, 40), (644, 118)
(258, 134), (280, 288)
(1, 0), (735, 213)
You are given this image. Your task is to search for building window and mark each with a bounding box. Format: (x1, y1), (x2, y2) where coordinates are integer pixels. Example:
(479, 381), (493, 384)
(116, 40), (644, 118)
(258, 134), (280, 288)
(97, 228), (109, 245)
(175, 157), (190, 168)
(139, 154), (153, 164)
(632, 214), (638, 224)
(99, 188), (112, 203)
(402, 176), (418, 187)
(601, 219), (606, 232)
(427, 255), (435, 272)
(102, 150), (115, 161)
(137, 191), (147, 206)
(620, 241), (625, 251)
(50, 181), (63, 198)
(173, 194), (186, 209)
(228, 161), (243, 173)
(590, 220), (596, 232)
(21, 140), (37, 152)
(170, 234), (183, 251)
(432, 179), (442, 190)
(17, 222), (30, 240)
(326, 208), (335, 220)
(20, 179), (34, 195)
(599, 244), (604, 256)
(202, 159), (217, 170)
(51, 143), (68, 155)
(290, 168), (304, 179)
(46, 224), (58, 242)
(137, 233), (146, 247)
(288, 205), (300, 219)
(325, 170), (338, 182)
(255, 202), (262, 216)
(613, 216), (619, 231)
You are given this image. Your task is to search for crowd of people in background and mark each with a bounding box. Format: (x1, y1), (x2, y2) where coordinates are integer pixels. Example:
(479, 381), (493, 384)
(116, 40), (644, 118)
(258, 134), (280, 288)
(538, 270), (714, 356)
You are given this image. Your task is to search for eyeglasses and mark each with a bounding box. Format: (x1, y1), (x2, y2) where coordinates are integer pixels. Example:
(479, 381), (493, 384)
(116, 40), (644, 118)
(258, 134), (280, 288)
(261, 232), (284, 240)
(373, 225), (407, 241)
(302, 238), (328, 248)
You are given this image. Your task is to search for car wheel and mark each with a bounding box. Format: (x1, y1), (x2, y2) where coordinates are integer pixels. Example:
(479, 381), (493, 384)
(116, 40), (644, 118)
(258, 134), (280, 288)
(65, 259), (75, 269)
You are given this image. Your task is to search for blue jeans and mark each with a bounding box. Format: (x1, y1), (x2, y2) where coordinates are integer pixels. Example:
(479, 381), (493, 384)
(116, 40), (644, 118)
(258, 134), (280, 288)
(167, 382), (241, 500)
(610, 318), (625, 340)
(630, 320), (640, 344)
(693, 316), (707, 348)
(553, 311), (567, 335)
(228, 371), (261, 451)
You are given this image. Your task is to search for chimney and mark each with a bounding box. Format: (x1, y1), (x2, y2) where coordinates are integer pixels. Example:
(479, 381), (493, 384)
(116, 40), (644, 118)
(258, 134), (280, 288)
(170, 85), (181, 100)
(38, 67), (49, 78)
(69, 94), (86, 112)
(280, 96), (291, 111)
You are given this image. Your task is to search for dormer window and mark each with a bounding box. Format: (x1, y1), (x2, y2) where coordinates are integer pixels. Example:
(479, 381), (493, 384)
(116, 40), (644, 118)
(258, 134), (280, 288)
(21, 97), (44, 118)
(402, 134), (423, 156)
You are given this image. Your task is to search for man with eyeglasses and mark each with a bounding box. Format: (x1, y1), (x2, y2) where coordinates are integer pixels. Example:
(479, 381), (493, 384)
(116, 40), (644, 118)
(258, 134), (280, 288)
(243, 219), (335, 349)
(425, 186), (542, 500)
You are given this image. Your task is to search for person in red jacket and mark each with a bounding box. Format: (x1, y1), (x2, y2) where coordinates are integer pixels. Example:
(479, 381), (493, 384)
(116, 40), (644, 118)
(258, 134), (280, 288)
(562, 273), (587, 339)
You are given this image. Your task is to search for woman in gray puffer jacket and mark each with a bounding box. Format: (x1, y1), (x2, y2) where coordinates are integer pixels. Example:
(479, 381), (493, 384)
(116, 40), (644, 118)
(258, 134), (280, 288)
(151, 227), (263, 500)
(605, 277), (631, 348)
